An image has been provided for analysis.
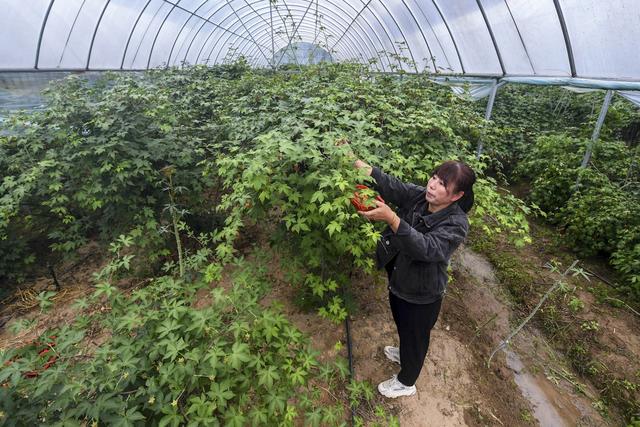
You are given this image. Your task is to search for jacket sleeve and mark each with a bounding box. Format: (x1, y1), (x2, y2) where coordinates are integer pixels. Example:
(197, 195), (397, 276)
(370, 166), (425, 210)
(394, 217), (468, 263)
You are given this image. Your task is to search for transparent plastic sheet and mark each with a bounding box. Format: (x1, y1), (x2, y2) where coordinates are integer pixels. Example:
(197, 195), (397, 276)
(619, 91), (640, 109)
(430, 77), (499, 101)
(0, 0), (638, 82)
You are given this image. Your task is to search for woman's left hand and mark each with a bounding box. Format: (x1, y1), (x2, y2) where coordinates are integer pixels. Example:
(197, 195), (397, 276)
(358, 200), (396, 224)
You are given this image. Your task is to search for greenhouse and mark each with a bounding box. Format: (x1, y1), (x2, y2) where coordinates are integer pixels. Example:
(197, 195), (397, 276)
(1, 1), (639, 426)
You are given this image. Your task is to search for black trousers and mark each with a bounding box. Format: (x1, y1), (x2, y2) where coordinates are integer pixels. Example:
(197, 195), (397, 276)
(386, 259), (442, 386)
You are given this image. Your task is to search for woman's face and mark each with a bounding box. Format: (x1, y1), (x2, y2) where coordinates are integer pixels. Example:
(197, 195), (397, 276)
(425, 174), (463, 210)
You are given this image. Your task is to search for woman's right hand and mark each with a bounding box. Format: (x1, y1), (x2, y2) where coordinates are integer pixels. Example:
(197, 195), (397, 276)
(335, 139), (372, 176)
(354, 159), (373, 176)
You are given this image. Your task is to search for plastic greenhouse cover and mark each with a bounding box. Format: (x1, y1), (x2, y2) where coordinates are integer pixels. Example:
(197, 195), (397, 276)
(619, 91), (640, 108)
(0, 0), (639, 89)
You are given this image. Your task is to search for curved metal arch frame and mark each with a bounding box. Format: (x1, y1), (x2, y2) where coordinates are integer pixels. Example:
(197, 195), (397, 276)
(430, 0), (465, 73)
(273, 0), (316, 68)
(314, 0), (401, 71)
(146, 0), (183, 69)
(167, 1), (277, 68)
(120, 0), (155, 69)
(217, 5), (377, 69)
(120, 0), (265, 70)
(179, 0), (278, 69)
(407, 0), (454, 73)
(244, 26), (358, 67)
(225, 0), (273, 65)
(220, 17), (346, 67)
(206, 7), (365, 68)
(398, 0), (436, 73)
(331, 0), (407, 72)
(474, 0), (505, 75)
(35, 0), (56, 69)
(245, 0), (396, 70)
(552, 0), (576, 77)
(129, 1), (171, 69)
(87, 0), (113, 69)
(229, 4), (377, 68)
(247, 30), (343, 68)
(351, 0), (419, 73)
(194, 1), (385, 70)
(28, 0), (581, 79)
(166, 0), (214, 68)
(58, 0), (91, 68)
(187, 0), (395, 71)
(502, 0), (535, 74)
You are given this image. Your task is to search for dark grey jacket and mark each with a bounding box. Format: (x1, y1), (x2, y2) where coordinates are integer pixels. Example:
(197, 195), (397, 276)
(370, 166), (469, 304)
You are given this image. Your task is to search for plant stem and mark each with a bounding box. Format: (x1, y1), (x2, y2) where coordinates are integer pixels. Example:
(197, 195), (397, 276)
(487, 260), (579, 367)
(167, 174), (185, 278)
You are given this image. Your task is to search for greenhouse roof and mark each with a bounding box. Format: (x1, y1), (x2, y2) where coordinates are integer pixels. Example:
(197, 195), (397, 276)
(1, 0), (639, 88)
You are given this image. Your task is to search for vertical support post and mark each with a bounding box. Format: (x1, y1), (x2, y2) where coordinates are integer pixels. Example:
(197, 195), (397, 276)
(476, 80), (499, 159)
(269, 0), (274, 68)
(580, 90), (614, 169)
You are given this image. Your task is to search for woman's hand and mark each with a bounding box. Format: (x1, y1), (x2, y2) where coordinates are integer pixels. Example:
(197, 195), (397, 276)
(358, 200), (401, 232)
(335, 139), (373, 176)
(353, 159), (372, 176)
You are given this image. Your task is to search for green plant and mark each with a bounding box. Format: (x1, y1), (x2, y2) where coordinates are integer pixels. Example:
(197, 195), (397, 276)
(0, 256), (350, 426)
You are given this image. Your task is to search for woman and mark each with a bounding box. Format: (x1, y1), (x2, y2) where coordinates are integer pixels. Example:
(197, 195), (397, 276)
(353, 158), (476, 398)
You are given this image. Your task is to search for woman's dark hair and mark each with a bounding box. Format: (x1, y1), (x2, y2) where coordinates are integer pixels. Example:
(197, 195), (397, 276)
(432, 160), (477, 213)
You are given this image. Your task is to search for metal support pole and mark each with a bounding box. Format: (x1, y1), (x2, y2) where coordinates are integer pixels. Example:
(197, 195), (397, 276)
(580, 90), (613, 168)
(476, 80), (499, 159)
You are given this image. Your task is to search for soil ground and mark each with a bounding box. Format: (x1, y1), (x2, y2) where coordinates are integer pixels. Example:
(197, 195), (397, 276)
(1, 223), (639, 426)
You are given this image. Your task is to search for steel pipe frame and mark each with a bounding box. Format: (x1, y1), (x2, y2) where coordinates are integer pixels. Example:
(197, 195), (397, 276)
(581, 89), (613, 168)
(405, 0), (454, 73)
(225, 0), (273, 65)
(165, 0), (216, 68)
(235, 4), (366, 66)
(273, 0), (316, 68)
(35, 0), (56, 69)
(121, 0), (155, 69)
(238, 0), (290, 62)
(121, 0), (267, 69)
(167, 0), (289, 68)
(230, 6), (376, 69)
(232, 22), (347, 67)
(334, 0), (418, 73)
(502, 0), (535, 74)
(239, 0), (396, 71)
(329, 0), (408, 72)
(129, 1), (170, 69)
(146, 0), (186, 69)
(398, 0), (436, 73)
(178, 0), (286, 68)
(87, 0), (114, 69)
(209, 7), (367, 68)
(56, 0), (92, 68)
(29, 0), (581, 78)
(552, 0), (576, 77)
(430, 0), (465, 73)
(191, 0), (396, 71)
(258, 0), (304, 68)
(474, 0), (505, 76)
(250, 28), (352, 67)
(71, 0), (393, 71)
(195, 1), (385, 70)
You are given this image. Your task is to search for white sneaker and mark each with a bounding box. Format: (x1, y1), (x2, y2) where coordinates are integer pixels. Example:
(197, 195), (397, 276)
(378, 374), (416, 398)
(383, 345), (401, 365)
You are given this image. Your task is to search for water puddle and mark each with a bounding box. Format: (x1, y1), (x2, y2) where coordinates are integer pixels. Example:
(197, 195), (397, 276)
(506, 350), (574, 427)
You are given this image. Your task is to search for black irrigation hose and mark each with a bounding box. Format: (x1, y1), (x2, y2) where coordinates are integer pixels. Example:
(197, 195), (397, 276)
(345, 314), (355, 426)
(343, 274), (356, 426)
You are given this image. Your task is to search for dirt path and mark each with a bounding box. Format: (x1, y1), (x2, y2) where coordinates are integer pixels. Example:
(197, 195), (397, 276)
(1, 239), (632, 426)
(265, 244), (612, 426)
